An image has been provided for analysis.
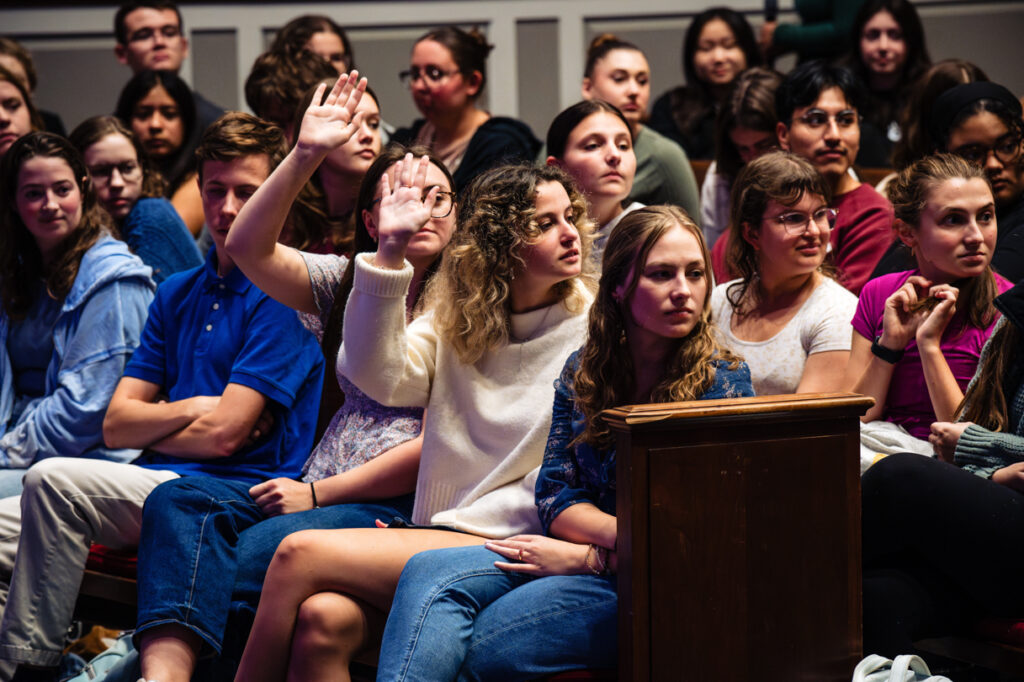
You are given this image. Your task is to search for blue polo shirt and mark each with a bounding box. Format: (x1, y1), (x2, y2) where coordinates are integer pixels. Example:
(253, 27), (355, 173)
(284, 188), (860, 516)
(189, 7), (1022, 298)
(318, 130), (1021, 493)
(124, 250), (324, 484)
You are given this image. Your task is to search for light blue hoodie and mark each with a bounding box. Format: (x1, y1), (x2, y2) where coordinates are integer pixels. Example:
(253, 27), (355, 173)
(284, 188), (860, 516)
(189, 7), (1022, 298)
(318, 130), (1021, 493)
(0, 234), (155, 466)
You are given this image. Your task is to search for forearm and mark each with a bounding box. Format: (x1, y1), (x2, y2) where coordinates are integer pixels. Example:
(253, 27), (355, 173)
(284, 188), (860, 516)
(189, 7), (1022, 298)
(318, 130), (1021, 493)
(148, 410), (248, 459)
(225, 146), (326, 314)
(956, 424), (1024, 470)
(851, 355), (896, 422)
(796, 350), (850, 394)
(549, 503), (616, 550)
(918, 344), (964, 423)
(313, 433), (422, 505)
(103, 396), (209, 449)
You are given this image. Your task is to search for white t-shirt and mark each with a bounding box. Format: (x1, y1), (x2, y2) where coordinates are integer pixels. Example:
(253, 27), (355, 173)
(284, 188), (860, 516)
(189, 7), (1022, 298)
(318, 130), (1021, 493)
(710, 277), (857, 396)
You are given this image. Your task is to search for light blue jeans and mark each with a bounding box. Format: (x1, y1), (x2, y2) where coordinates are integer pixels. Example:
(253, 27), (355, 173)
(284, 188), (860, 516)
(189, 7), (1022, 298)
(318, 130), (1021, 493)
(377, 544), (617, 682)
(0, 468), (26, 498)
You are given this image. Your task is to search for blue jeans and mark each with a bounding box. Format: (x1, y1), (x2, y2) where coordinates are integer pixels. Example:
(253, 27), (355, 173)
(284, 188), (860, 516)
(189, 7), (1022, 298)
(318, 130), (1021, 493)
(134, 476), (413, 655)
(0, 468), (27, 498)
(377, 545), (617, 682)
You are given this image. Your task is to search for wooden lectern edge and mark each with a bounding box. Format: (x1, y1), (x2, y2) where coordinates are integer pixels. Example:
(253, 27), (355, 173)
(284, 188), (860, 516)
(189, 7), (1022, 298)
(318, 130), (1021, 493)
(600, 392), (875, 428)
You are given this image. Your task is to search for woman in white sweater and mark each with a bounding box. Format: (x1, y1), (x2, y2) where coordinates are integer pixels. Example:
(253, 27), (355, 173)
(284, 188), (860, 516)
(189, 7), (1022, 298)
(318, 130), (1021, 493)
(711, 151), (856, 395)
(233, 157), (593, 682)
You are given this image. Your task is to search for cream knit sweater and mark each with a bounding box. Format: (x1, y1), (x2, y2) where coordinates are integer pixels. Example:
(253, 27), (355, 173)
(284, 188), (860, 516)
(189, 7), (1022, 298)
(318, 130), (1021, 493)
(339, 254), (591, 538)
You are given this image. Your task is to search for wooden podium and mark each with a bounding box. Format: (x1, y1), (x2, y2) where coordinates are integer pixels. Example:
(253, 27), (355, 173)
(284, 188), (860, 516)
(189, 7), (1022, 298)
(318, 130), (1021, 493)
(603, 393), (872, 681)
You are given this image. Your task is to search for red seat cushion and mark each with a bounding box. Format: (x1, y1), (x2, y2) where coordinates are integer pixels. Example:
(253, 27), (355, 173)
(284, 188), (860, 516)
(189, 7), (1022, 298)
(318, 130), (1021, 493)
(973, 618), (1024, 646)
(85, 544), (137, 578)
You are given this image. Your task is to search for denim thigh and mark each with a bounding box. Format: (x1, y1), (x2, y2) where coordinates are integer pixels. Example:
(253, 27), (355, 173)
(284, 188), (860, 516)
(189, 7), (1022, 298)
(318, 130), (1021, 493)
(378, 545), (531, 682)
(134, 476), (264, 653)
(458, 572), (618, 681)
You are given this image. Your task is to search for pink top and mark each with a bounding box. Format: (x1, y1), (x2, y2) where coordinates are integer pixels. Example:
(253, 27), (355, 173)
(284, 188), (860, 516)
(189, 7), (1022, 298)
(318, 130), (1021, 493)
(852, 269), (1013, 439)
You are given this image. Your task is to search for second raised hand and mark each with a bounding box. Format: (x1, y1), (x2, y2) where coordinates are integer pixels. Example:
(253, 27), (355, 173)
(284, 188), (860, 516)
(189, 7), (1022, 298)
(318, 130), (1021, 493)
(374, 154), (440, 269)
(295, 70), (368, 154)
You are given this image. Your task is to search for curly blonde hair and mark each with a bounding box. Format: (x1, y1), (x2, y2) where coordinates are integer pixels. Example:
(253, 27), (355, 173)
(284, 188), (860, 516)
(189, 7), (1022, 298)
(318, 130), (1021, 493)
(425, 163), (593, 364)
(574, 206), (742, 447)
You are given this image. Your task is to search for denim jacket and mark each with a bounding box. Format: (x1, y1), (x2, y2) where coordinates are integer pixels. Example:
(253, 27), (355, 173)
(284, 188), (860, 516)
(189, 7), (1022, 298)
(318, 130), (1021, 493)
(0, 235), (155, 467)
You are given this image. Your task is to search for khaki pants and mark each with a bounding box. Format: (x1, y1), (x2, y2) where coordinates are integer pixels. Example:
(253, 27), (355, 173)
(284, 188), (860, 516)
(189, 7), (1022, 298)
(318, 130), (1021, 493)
(0, 458), (178, 670)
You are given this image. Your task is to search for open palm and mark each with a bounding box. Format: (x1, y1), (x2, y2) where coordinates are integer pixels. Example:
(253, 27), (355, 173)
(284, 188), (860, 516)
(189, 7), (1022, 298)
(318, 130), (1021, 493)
(295, 71), (367, 153)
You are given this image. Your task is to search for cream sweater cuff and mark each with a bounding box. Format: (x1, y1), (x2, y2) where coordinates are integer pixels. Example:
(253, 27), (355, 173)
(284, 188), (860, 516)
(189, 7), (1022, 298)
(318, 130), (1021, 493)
(353, 252), (414, 298)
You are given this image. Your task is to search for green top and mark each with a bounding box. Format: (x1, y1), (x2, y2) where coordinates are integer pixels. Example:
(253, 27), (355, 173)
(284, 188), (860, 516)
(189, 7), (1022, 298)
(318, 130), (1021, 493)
(773, 0), (867, 60)
(629, 125), (701, 225)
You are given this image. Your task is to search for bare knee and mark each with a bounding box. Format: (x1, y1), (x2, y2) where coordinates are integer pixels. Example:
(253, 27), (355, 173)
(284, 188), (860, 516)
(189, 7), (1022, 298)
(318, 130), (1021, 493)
(293, 592), (367, 657)
(269, 530), (326, 575)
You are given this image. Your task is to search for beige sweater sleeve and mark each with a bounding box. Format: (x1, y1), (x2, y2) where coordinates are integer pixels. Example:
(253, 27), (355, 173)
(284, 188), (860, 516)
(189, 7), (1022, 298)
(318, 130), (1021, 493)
(337, 253), (437, 409)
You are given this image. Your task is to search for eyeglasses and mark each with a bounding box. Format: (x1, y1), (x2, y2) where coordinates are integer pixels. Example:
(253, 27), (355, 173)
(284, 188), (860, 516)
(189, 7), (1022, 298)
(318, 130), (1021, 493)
(87, 161), (142, 184)
(399, 66), (459, 88)
(795, 109), (859, 129)
(128, 25), (181, 43)
(952, 135), (1022, 166)
(766, 207), (838, 234)
(370, 189), (457, 219)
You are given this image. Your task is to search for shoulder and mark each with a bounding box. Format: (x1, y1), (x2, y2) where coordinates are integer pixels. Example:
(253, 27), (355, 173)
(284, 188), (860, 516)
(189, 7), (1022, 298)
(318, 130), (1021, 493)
(706, 358), (755, 398)
(836, 183), (893, 214)
(471, 117), (541, 152)
(861, 269), (913, 298)
(994, 271), (1015, 294)
(126, 197), (185, 226)
(68, 235), (154, 307)
(636, 126), (691, 167)
(810, 277), (858, 308)
(392, 119), (427, 144)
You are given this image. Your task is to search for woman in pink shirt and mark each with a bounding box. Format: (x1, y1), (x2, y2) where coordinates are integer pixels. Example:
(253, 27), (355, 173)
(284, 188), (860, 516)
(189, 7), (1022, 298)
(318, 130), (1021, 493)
(846, 153), (1011, 443)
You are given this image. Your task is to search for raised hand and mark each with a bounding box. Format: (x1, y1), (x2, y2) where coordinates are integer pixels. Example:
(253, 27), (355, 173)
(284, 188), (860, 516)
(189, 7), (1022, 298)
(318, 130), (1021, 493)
(294, 70), (367, 155)
(373, 153), (439, 269)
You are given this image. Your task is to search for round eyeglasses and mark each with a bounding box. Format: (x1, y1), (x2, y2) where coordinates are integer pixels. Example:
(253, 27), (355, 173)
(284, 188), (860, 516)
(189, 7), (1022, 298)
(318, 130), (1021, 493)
(766, 207), (838, 234)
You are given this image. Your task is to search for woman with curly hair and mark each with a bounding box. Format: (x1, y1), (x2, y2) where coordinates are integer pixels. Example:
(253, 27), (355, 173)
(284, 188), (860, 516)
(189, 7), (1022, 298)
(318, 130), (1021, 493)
(0, 132), (153, 496)
(69, 115), (201, 283)
(711, 151), (856, 396)
(233, 157), (594, 681)
(371, 205), (752, 681)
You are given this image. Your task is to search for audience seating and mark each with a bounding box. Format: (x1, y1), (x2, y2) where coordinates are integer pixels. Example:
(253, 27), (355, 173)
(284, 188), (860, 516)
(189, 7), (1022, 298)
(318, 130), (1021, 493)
(72, 393), (874, 680)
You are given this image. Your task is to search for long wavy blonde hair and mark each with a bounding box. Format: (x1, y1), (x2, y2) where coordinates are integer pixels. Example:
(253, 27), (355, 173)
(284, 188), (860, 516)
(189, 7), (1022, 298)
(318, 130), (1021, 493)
(574, 206), (742, 447)
(425, 163), (593, 364)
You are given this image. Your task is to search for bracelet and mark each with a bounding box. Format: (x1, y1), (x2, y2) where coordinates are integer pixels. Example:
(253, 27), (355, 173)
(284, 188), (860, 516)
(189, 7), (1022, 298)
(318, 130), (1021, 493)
(310, 481), (320, 509)
(585, 544), (608, 576)
(871, 335), (904, 364)
(595, 545), (608, 575)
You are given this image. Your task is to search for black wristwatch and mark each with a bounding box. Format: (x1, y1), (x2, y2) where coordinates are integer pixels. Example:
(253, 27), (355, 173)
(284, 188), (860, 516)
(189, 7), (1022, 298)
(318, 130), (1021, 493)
(871, 335), (904, 364)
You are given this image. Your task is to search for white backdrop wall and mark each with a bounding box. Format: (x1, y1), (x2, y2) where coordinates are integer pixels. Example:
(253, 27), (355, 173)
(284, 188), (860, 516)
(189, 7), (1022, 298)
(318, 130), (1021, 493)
(3, 1), (1023, 141)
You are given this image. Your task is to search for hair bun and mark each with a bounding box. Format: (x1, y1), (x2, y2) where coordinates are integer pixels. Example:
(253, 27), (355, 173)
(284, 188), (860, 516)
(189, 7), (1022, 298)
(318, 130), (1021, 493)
(466, 27), (495, 57)
(589, 33), (621, 51)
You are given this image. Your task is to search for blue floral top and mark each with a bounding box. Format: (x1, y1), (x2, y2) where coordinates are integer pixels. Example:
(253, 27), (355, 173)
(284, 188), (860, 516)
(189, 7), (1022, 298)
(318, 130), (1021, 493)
(535, 349), (754, 533)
